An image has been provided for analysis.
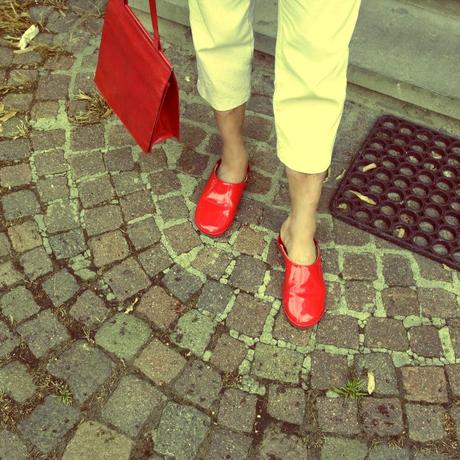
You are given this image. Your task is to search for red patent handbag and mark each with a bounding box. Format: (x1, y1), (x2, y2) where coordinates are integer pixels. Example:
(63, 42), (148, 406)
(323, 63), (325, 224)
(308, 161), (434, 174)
(94, 0), (180, 152)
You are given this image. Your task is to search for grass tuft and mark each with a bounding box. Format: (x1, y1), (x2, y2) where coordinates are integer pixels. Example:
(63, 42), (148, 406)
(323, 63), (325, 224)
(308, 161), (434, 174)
(73, 90), (112, 125)
(332, 377), (367, 400)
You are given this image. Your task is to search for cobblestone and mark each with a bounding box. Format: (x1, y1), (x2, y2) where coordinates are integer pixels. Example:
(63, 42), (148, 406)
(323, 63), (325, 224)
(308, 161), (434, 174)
(316, 397), (360, 436)
(267, 384), (305, 425)
(360, 397), (404, 436)
(217, 388), (257, 433)
(0, 286), (40, 323)
(401, 366), (448, 403)
(406, 404), (447, 442)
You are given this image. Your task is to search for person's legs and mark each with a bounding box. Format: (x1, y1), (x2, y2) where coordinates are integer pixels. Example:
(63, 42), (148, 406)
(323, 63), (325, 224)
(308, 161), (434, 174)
(274, 0), (362, 264)
(188, 0), (255, 183)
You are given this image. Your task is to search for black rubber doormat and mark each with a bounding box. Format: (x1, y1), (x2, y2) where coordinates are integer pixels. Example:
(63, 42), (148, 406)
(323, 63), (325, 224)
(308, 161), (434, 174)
(329, 114), (460, 271)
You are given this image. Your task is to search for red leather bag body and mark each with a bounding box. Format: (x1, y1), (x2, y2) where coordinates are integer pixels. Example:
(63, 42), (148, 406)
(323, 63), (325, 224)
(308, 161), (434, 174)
(94, 0), (180, 152)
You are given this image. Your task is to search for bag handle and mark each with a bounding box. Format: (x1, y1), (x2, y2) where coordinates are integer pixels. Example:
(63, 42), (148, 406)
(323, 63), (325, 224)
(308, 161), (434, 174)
(125, 0), (162, 51)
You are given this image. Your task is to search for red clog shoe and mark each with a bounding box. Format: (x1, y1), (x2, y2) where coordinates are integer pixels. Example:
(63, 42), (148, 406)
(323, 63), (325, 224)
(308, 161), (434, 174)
(277, 234), (326, 328)
(194, 159), (249, 237)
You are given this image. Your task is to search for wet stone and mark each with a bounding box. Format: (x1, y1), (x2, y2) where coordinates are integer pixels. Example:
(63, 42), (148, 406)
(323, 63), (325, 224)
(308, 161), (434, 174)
(171, 309), (215, 356)
(0, 261), (22, 289)
(112, 171), (144, 196)
(127, 217), (161, 250)
(34, 149), (68, 176)
(265, 269), (283, 299)
(7, 220), (41, 253)
(103, 257), (150, 301)
(229, 254), (267, 294)
(84, 204), (123, 236)
(177, 147), (209, 177)
(49, 228), (87, 259)
(218, 388), (257, 433)
(1, 190), (40, 221)
(107, 123), (137, 148)
(70, 123), (105, 151)
(136, 285), (183, 330)
(203, 428), (252, 460)
(191, 246), (233, 279)
(354, 353), (398, 396)
(69, 151), (106, 179)
(320, 436), (368, 460)
(446, 364), (460, 397)
(316, 314), (359, 349)
(149, 169), (181, 195)
(267, 385), (305, 425)
(345, 280), (376, 312)
(401, 366), (448, 403)
(47, 341), (115, 404)
(0, 430), (28, 460)
(322, 248), (340, 275)
(30, 129), (65, 151)
(364, 317), (409, 351)
(450, 406), (460, 443)
(164, 221), (202, 255)
(18, 396), (80, 455)
(162, 264), (203, 303)
(0, 163), (32, 187)
(95, 313), (151, 361)
(310, 351), (348, 390)
(367, 445), (410, 460)
(31, 100), (59, 120)
(44, 200), (79, 234)
(62, 421), (133, 460)
(0, 233), (10, 257)
(406, 404), (447, 443)
(316, 397), (360, 436)
(77, 175), (114, 208)
(342, 252), (377, 280)
(382, 287), (419, 317)
(258, 423), (310, 459)
(210, 334), (247, 373)
(120, 190), (155, 222)
(413, 452), (447, 460)
(361, 397), (404, 436)
(272, 312), (313, 348)
(19, 246), (53, 281)
(0, 138), (30, 162)
(196, 280), (234, 316)
(88, 230), (129, 267)
(36, 74), (70, 100)
(334, 219), (372, 246)
(69, 290), (109, 329)
(157, 195), (190, 221)
(104, 147), (135, 171)
(173, 359), (222, 410)
(102, 374), (166, 438)
(153, 402), (210, 460)
(0, 321), (19, 358)
(0, 361), (36, 403)
(252, 342), (304, 384)
(226, 292), (271, 337)
(42, 268), (79, 306)
(134, 338), (186, 385)
(448, 318), (460, 357)
(409, 325), (443, 357)
(234, 225), (266, 256)
(0, 285), (40, 323)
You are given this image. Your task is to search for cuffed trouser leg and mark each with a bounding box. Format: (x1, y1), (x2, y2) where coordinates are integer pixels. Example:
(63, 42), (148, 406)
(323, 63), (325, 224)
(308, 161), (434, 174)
(274, 0), (362, 173)
(188, 0), (256, 111)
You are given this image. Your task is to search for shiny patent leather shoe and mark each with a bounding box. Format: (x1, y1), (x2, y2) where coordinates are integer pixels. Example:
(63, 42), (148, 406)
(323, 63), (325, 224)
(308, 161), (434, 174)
(194, 159), (249, 237)
(277, 234), (326, 328)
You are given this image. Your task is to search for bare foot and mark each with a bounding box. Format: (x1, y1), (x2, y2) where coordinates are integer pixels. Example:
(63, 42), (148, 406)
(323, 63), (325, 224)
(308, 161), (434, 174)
(280, 216), (317, 265)
(216, 145), (249, 183)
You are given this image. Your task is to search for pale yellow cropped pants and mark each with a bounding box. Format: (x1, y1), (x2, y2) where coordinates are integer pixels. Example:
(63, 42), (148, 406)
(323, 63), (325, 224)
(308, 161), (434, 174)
(188, 0), (362, 173)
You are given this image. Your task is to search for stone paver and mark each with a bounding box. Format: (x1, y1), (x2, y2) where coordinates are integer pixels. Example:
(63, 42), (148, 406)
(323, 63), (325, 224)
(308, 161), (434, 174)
(1, 8), (459, 459)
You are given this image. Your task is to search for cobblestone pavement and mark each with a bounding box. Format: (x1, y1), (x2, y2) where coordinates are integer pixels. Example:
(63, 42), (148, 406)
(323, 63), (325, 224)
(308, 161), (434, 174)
(1, 1), (460, 459)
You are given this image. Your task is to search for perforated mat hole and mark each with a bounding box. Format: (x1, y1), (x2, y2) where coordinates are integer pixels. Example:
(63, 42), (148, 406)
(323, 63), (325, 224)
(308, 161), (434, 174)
(451, 200), (460, 212)
(393, 176), (410, 189)
(433, 243), (448, 255)
(354, 209), (371, 222)
(407, 152), (422, 164)
(442, 167), (457, 179)
(453, 250), (460, 263)
(422, 160), (437, 172)
(393, 135), (410, 146)
(349, 175), (367, 187)
(373, 218), (391, 230)
(382, 159), (397, 170)
(370, 141), (385, 151)
(409, 142), (426, 153)
(417, 172), (435, 184)
(406, 197), (423, 211)
(392, 225), (409, 238)
(438, 227), (455, 241)
(433, 136), (449, 149)
(413, 234), (429, 247)
(416, 130), (431, 142)
(450, 143), (460, 155)
(399, 164), (416, 177)
(436, 180), (452, 192)
(364, 151), (378, 163)
(399, 124), (413, 136)
(335, 201), (350, 212)
(447, 157), (460, 168)
(381, 203), (397, 216)
(387, 190), (403, 202)
(430, 149), (444, 160)
(374, 129), (392, 141)
(376, 171), (390, 182)
(424, 206), (442, 219)
(382, 119), (397, 129)
(418, 219), (435, 233)
(369, 182), (385, 194)
(400, 211), (416, 225)
(444, 213), (459, 226)
(387, 146), (404, 158)
(412, 185), (428, 198)
(430, 192), (448, 205)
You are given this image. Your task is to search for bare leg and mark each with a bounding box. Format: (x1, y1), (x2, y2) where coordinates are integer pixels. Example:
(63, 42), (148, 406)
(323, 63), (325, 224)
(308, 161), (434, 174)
(280, 166), (327, 264)
(213, 102), (249, 183)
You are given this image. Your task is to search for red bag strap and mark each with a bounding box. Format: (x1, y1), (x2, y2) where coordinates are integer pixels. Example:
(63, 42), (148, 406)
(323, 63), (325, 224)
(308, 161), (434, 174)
(125, 0), (162, 51)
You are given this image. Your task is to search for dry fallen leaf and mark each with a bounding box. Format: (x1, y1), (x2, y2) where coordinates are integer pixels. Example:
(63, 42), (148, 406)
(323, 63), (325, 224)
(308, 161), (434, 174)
(362, 162), (377, 172)
(442, 264), (453, 272)
(0, 111), (17, 123)
(367, 371), (375, 394)
(395, 227), (406, 238)
(184, 75), (191, 82)
(337, 203), (348, 211)
(335, 169), (346, 181)
(18, 24), (39, 50)
(349, 190), (377, 206)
